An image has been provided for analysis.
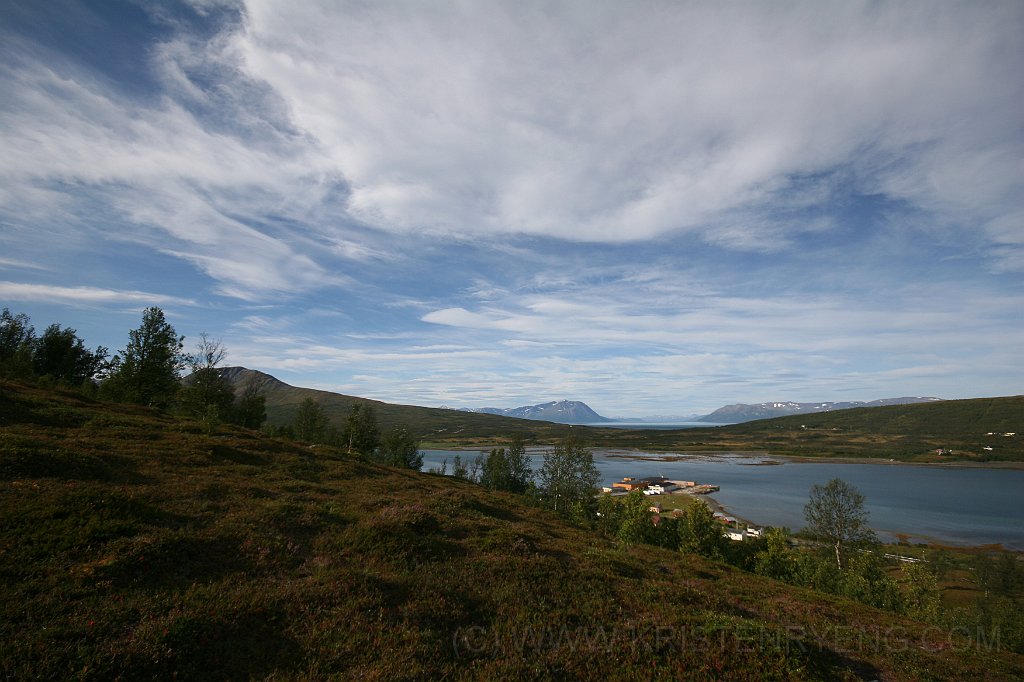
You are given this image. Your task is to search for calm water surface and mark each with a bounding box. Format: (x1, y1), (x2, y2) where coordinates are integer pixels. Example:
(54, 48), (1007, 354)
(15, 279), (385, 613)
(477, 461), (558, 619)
(421, 449), (1024, 549)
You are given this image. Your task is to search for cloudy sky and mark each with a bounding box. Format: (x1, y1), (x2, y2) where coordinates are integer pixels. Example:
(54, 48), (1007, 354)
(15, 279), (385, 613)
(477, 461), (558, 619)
(1, 1), (1021, 417)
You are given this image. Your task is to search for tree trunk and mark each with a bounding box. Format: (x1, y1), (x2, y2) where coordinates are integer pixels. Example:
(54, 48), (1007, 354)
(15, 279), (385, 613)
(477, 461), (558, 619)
(835, 541), (843, 570)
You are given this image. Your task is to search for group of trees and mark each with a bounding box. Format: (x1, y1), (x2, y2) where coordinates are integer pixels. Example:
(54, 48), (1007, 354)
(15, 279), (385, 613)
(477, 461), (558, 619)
(440, 437), (1022, 650)
(596, 489), (735, 558)
(443, 435), (597, 522)
(1, 306), (265, 431)
(1, 308), (109, 385)
(589, 473), (1017, 642)
(284, 398), (422, 469)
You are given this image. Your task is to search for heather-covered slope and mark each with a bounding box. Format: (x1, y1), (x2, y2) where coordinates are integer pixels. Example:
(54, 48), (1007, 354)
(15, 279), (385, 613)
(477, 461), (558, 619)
(2, 380), (1021, 679)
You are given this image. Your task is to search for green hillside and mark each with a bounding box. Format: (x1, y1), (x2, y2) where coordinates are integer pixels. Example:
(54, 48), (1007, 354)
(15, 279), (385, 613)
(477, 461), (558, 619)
(221, 367), (574, 443)
(580, 396), (1024, 462)
(3, 380), (1021, 679)
(228, 367), (1024, 461)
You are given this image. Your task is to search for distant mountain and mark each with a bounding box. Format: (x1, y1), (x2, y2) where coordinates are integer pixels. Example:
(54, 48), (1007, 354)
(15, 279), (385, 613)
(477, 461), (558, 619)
(462, 400), (612, 424)
(216, 367), (575, 438)
(698, 397), (944, 423)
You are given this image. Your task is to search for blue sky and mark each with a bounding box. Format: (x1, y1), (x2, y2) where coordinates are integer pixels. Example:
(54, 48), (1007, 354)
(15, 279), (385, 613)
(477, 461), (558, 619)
(1, 0), (1021, 417)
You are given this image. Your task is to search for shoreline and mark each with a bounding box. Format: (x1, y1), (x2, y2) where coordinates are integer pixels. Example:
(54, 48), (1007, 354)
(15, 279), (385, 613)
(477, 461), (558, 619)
(683, 493), (1020, 551)
(423, 445), (1024, 470)
(603, 449), (1024, 470)
(676, 491), (756, 529)
(774, 454), (1024, 470)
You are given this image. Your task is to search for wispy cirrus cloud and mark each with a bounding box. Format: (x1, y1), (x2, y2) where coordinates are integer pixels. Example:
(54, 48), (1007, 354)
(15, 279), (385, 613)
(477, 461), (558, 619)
(235, 1), (1023, 266)
(0, 281), (195, 307)
(0, 22), (363, 300)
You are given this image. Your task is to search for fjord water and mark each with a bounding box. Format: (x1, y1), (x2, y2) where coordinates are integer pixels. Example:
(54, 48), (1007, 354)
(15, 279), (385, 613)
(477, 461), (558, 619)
(421, 450), (1024, 549)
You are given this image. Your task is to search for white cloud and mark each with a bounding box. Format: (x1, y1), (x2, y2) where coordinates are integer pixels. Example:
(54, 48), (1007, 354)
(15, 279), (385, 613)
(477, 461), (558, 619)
(0, 34), (357, 299)
(0, 258), (48, 271)
(0, 281), (195, 307)
(233, 0), (1023, 264)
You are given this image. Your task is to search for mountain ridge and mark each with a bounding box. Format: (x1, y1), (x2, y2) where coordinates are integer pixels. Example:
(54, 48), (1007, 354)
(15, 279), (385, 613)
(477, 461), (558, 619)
(457, 400), (611, 424)
(217, 367), (576, 439)
(699, 396), (944, 423)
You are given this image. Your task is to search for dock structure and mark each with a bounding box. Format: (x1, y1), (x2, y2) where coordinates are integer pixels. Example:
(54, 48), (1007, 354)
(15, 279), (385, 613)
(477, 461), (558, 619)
(610, 476), (719, 496)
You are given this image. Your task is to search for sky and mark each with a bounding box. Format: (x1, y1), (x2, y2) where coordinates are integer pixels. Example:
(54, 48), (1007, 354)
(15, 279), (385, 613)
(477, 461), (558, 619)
(1, 0), (1022, 417)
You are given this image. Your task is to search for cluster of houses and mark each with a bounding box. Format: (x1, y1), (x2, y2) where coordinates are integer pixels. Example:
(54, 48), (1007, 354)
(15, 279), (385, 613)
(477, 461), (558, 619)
(602, 476), (719, 496)
(722, 526), (763, 542)
(602, 475), (760, 541)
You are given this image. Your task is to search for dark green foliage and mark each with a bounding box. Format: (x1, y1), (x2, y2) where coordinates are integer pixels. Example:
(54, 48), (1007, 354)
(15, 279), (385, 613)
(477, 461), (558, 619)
(376, 427), (423, 469)
(755, 527), (799, 581)
(102, 307), (186, 409)
(837, 551), (902, 610)
(178, 334), (235, 431)
(31, 323), (107, 385)
(537, 435), (599, 517)
(450, 454), (470, 480)
(678, 499), (727, 559)
(594, 492), (623, 538)
(342, 402), (380, 455)
(803, 478), (876, 569)
(479, 435), (531, 492)
(616, 489), (656, 546)
(231, 377), (267, 429)
(0, 308), (35, 378)
(900, 562), (942, 623)
(292, 397), (328, 443)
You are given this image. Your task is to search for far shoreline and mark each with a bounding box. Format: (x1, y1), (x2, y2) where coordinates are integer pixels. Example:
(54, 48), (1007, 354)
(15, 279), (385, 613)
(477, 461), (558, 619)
(602, 449), (1024, 470)
(423, 444), (1024, 469)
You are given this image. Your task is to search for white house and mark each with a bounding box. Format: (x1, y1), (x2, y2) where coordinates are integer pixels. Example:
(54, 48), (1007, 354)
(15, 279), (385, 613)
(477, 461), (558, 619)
(725, 530), (747, 541)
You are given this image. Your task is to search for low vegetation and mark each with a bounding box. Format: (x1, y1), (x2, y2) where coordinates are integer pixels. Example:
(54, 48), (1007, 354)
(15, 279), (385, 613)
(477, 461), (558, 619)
(2, 380), (1023, 679)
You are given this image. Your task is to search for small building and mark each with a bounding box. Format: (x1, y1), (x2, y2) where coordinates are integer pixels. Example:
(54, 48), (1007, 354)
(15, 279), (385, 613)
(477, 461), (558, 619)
(612, 476), (678, 493)
(725, 530), (747, 541)
(611, 477), (647, 492)
(746, 527), (762, 537)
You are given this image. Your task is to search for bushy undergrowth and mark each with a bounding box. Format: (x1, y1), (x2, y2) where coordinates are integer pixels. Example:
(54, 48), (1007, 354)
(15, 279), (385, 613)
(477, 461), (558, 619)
(1, 380), (1022, 680)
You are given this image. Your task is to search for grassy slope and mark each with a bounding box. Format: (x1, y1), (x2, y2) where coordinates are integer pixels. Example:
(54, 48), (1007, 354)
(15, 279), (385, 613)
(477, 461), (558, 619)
(234, 366), (1024, 461)
(694, 395), (1024, 461)
(4, 381), (1022, 680)
(223, 367), (574, 443)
